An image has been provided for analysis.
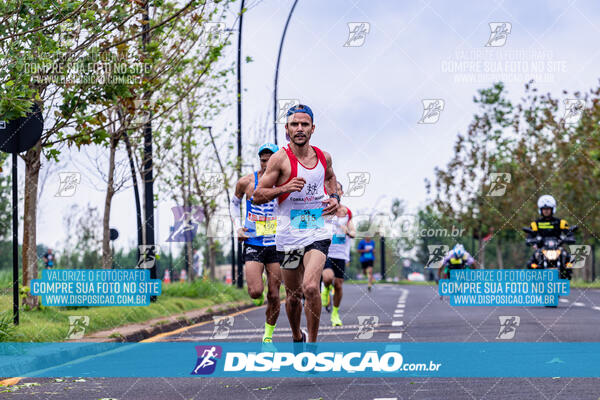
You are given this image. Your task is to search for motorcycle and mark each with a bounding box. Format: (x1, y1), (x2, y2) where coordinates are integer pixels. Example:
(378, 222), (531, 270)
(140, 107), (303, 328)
(522, 225), (578, 307)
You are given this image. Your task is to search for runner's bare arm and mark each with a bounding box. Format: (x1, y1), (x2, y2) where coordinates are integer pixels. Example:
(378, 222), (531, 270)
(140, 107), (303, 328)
(253, 152), (305, 204)
(322, 151), (339, 215)
(234, 175), (250, 199)
(345, 218), (357, 238)
(230, 175), (251, 239)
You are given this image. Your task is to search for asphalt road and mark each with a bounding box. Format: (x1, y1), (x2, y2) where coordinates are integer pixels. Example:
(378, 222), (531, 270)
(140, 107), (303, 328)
(4, 283), (600, 400)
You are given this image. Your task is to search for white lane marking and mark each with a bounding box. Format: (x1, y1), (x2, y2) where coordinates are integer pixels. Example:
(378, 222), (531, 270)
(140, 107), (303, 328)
(389, 288), (408, 340)
(572, 302), (585, 307)
(593, 306), (600, 311)
(186, 324), (373, 334)
(559, 299), (569, 303)
(173, 328), (403, 341)
(373, 398), (398, 400)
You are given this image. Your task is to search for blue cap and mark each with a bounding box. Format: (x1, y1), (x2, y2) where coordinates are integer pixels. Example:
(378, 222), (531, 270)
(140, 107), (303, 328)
(258, 143), (279, 155)
(286, 104), (314, 123)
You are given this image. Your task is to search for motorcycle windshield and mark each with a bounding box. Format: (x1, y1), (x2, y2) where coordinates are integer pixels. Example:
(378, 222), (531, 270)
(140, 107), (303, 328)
(543, 238), (559, 249)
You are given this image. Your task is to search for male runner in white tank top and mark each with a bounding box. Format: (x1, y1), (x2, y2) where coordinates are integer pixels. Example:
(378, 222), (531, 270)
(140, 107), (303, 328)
(253, 104), (339, 343)
(322, 181), (355, 327)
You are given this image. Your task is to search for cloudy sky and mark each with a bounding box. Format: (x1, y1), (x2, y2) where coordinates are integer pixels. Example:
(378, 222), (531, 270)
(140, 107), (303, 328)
(28, 0), (600, 254)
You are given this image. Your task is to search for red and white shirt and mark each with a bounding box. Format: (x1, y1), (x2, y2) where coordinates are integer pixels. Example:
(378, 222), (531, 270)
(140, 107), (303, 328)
(275, 145), (333, 251)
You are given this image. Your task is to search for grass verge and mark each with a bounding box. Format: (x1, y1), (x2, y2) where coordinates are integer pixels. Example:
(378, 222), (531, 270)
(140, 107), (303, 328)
(0, 279), (248, 342)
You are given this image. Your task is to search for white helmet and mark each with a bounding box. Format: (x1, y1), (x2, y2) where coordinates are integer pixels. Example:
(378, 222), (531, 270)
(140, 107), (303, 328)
(537, 195), (556, 215)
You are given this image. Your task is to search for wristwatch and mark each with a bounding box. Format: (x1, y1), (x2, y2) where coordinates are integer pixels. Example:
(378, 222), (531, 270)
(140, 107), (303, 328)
(330, 193), (340, 203)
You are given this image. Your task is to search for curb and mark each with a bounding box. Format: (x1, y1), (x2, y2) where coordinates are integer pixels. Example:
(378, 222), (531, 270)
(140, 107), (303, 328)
(77, 300), (256, 343)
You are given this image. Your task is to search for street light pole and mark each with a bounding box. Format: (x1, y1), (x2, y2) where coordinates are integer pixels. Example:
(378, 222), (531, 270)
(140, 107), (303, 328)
(273, 0), (299, 145)
(121, 131), (143, 263)
(12, 152), (18, 325)
(142, 0), (157, 299)
(236, 0), (245, 288)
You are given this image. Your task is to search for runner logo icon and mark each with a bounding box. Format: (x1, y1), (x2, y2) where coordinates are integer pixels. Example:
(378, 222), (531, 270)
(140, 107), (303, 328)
(486, 22), (511, 47)
(211, 316), (234, 339)
(424, 245), (448, 269)
(486, 173), (511, 196)
(418, 99), (444, 124)
(355, 316), (379, 339)
(191, 345), (222, 375)
(497, 316), (520, 339)
(569, 245), (591, 269)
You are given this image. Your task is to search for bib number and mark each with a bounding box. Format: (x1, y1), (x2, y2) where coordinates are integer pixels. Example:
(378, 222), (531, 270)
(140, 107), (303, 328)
(332, 234), (346, 244)
(290, 208), (324, 229)
(255, 219), (277, 236)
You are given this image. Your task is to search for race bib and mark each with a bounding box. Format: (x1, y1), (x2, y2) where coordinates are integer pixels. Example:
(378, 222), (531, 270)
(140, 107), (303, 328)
(332, 234), (346, 244)
(290, 208), (324, 229)
(255, 219), (277, 236)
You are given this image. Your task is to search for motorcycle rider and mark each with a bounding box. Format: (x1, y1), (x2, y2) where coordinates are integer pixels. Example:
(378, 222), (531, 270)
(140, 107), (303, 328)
(526, 195), (574, 277)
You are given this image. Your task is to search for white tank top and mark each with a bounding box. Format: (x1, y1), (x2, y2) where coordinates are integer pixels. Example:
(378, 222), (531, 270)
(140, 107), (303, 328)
(275, 145), (333, 251)
(328, 208), (352, 261)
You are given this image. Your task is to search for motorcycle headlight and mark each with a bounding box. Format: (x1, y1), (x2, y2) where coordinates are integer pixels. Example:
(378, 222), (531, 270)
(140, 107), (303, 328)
(542, 249), (560, 261)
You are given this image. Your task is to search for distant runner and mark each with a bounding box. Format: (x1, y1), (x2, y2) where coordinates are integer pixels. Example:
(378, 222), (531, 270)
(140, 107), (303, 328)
(357, 236), (376, 291)
(43, 248), (55, 269)
(230, 143), (282, 344)
(439, 244), (476, 281)
(253, 104), (339, 343)
(322, 181), (355, 326)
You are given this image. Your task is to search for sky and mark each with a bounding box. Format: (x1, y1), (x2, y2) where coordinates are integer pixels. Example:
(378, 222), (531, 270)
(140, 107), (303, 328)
(15, 0), (600, 256)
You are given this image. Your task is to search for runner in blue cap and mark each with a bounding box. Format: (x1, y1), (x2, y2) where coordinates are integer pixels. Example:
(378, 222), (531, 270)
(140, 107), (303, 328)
(253, 103), (340, 343)
(230, 143), (281, 344)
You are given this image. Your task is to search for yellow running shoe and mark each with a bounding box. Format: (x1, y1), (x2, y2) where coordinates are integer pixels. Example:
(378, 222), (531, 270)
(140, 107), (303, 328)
(331, 310), (342, 326)
(261, 336), (277, 352)
(321, 285), (331, 308)
(253, 292), (265, 306)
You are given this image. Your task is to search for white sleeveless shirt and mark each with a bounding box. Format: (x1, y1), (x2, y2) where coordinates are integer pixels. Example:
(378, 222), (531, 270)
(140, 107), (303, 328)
(328, 208), (352, 261)
(275, 145), (333, 251)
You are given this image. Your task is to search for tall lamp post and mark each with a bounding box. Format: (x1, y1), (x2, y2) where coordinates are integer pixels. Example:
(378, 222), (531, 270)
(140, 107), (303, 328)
(273, 0), (299, 145)
(236, 0), (245, 288)
(141, 0), (157, 299)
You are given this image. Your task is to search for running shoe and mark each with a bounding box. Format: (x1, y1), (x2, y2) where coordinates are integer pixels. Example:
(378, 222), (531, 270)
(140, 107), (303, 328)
(321, 285), (331, 309)
(293, 328), (307, 354)
(293, 328), (307, 342)
(331, 311), (342, 327)
(261, 336), (277, 352)
(253, 292), (265, 306)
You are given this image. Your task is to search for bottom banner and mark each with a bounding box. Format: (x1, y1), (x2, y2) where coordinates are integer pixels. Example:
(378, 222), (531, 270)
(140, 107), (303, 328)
(1, 342), (599, 378)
